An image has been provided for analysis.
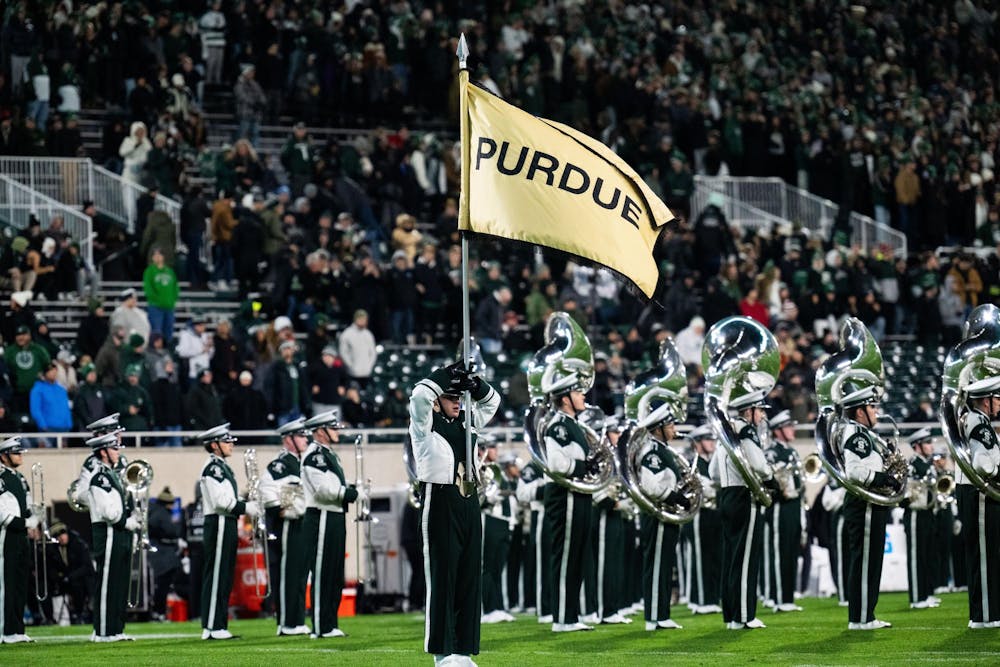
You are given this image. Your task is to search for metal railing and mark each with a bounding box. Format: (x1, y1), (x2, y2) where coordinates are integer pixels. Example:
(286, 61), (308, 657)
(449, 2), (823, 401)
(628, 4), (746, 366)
(692, 176), (908, 257)
(0, 175), (94, 264)
(689, 183), (789, 232)
(12, 422), (940, 449)
(0, 156), (180, 234)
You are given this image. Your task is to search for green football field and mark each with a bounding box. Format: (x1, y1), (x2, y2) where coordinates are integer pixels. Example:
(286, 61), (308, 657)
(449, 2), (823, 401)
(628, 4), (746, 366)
(5, 592), (1000, 665)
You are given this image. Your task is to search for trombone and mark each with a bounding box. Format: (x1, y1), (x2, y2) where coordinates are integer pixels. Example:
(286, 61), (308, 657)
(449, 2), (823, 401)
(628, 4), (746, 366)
(30, 463), (57, 601)
(354, 435), (377, 587)
(243, 448), (274, 598)
(124, 460), (157, 608)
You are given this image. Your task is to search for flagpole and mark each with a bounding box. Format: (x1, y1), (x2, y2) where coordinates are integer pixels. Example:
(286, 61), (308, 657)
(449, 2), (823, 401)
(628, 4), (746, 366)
(457, 34), (474, 485)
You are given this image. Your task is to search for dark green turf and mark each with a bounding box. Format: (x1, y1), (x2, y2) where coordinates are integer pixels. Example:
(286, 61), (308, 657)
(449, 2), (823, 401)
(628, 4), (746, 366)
(4, 592), (999, 665)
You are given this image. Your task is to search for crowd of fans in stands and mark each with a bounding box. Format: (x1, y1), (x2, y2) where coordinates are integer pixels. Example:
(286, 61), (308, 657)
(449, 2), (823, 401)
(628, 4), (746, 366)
(2, 1), (1000, 438)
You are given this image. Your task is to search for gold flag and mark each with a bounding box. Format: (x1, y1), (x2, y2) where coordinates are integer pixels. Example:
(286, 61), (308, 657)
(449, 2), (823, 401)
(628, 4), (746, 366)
(458, 75), (674, 298)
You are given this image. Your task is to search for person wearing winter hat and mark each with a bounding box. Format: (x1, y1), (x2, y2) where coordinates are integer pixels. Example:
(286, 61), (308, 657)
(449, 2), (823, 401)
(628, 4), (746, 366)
(109, 287), (151, 345)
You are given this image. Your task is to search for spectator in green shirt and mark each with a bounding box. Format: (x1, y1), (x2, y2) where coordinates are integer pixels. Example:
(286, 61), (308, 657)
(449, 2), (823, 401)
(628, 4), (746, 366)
(143, 248), (180, 343)
(3, 325), (51, 413)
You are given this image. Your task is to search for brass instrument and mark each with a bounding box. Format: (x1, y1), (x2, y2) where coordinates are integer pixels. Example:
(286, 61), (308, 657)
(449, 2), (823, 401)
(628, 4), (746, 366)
(354, 435), (377, 586)
(701, 316), (780, 507)
(30, 463), (58, 601)
(123, 459), (157, 608)
(802, 453), (827, 483)
(525, 312), (616, 494)
(618, 338), (702, 524)
(243, 449), (273, 598)
(279, 483), (305, 510)
(66, 479), (88, 512)
(402, 433), (422, 509)
(771, 458), (803, 500)
(936, 473), (956, 502)
(941, 303), (1000, 501)
(814, 318), (907, 505)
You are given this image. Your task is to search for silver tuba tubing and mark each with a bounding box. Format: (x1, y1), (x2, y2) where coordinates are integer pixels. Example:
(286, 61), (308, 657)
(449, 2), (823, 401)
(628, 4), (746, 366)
(617, 426), (701, 524)
(941, 303), (1000, 502)
(702, 316), (780, 507)
(525, 404), (617, 494)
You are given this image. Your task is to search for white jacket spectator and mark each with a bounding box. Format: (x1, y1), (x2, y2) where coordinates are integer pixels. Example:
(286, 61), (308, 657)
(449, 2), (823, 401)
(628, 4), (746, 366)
(674, 316), (706, 369)
(177, 321), (214, 379)
(338, 310), (377, 381)
(118, 121), (151, 183)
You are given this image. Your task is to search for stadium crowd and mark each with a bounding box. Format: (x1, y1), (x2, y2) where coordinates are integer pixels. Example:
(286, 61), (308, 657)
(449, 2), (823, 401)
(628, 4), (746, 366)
(2, 0), (1000, 439)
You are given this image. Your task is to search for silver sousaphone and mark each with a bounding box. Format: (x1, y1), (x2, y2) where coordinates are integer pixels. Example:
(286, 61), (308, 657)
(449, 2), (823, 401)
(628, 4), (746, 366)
(814, 317), (907, 505)
(524, 312), (615, 494)
(702, 316), (780, 507)
(941, 303), (1000, 501)
(617, 338), (702, 524)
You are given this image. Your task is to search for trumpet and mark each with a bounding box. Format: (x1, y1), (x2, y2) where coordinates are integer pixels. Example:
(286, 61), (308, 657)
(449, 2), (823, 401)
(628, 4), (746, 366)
(243, 449), (273, 599)
(30, 463), (58, 601)
(354, 435), (377, 587)
(935, 473), (956, 502)
(124, 459), (157, 609)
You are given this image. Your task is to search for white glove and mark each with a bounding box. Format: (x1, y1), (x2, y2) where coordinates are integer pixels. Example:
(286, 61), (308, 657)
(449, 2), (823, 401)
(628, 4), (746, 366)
(282, 505), (304, 520)
(25, 515), (40, 530)
(244, 501), (262, 518)
(954, 519), (963, 536)
(125, 516), (141, 532)
(177, 538), (188, 551)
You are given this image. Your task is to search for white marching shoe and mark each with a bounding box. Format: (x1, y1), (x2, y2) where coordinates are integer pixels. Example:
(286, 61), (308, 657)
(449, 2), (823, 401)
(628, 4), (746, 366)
(693, 604), (723, 614)
(579, 613), (600, 624)
(745, 618), (767, 629)
(435, 655), (477, 666)
(552, 622), (594, 633)
(726, 622), (746, 630)
(202, 629), (239, 640)
(537, 614), (553, 624)
(2, 634), (34, 643)
(776, 603), (803, 612)
(910, 600), (933, 609)
(645, 619), (683, 631)
(601, 613), (631, 624)
(968, 621), (988, 629)
(848, 619), (892, 630)
(278, 625), (311, 635)
(481, 610), (507, 624)
(311, 628), (346, 638)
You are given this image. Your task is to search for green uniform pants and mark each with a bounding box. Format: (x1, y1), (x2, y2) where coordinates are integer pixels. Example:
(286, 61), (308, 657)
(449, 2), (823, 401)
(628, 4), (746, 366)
(522, 509), (539, 610)
(843, 494), (888, 624)
(769, 497), (802, 605)
(719, 487), (763, 624)
(641, 515), (679, 623)
(595, 506), (625, 618)
(904, 507), (934, 604)
(624, 516), (642, 605)
(482, 514), (511, 614)
(505, 526), (522, 610)
(91, 522), (131, 638)
(685, 507), (721, 607)
(760, 505), (774, 603)
(957, 484), (1000, 623)
(1, 525), (28, 636)
(544, 484), (592, 625)
(829, 511), (847, 604)
(581, 519), (597, 617)
(423, 483), (481, 656)
(201, 515), (238, 632)
(304, 508), (346, 635)
(267, 512), (308, 630)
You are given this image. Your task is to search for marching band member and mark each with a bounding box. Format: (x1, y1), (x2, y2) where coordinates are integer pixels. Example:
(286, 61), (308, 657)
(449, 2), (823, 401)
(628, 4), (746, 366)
(710, 389), (775, 630)
(481, 442), (516, 624)
(515, 458), (546, 618)
(499, 454), (523, 614)
(0, 437), (35, 644)
(839, 382), (898, 630)
(301, 410), (357, 639)
(684, 425), (722, 614)
(591, 421), (631, 625)
(931, 453), (965, 593)
(262, 418), (310, 636)
(542, 372), (595, 633)
(903, 428), (938, 610)
(766, 410), (804, 613)
(956, 377), (1000, 628)
(409, 361), (500, 664)
(86, 432), (139, 642)
(71, 414), (128, 511)
(198, 423), (261, 640)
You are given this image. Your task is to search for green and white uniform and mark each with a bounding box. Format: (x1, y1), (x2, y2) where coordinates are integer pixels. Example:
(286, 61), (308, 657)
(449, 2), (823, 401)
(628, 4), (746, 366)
(638, 439), (683, 625)
(842, 421), (891, 625)
(301, 440), (355, 636)
(515, 461), (546, 613)
(821, 480), (848, 604)
(684, 454), (721, 609)
(199, 454), (246, 634)
(88, 461), (133, 639)
(904, 453), (934, 606)
(957, 407), (1000, 624)
(710, 417), (770, 625)
(409, 371), (500, 657)
(543, 411), (593, 626)
(261, 450), (308, 632)
(592, 482), (626, 620)
(482, 473), (516, 616)
(0, 464), (31, 639)
(72, 452), (129, 510)
(765, 441), (802, 607)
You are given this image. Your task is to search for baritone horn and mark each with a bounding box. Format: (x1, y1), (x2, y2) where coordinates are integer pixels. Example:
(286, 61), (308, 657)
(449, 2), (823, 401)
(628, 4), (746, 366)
(30, 462), (58, 601)
(354, 434), (377, 586)
(941, 303), (1000, 502)
(243, 448), (273, 598)
(124, 459), (157, 608)
(802, 453), (827, 483)
(702, 316), (780, 507)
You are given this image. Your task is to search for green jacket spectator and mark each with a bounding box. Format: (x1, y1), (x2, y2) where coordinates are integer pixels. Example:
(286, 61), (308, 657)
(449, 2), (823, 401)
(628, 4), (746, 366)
(140, 210), (177, 265)
(4, 327), (51, 395)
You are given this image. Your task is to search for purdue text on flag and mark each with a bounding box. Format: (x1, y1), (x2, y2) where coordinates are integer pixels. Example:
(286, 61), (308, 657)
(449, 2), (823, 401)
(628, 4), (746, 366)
(458, 80), (674, 299)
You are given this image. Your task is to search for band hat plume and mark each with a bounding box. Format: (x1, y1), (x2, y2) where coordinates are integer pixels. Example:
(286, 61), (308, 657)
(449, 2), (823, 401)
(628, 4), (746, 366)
(458, 79), (673, 299)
